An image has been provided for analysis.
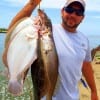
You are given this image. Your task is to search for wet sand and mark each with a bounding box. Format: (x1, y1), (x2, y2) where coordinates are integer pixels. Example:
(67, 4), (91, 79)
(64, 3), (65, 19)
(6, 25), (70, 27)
(79, 51), (100, 100)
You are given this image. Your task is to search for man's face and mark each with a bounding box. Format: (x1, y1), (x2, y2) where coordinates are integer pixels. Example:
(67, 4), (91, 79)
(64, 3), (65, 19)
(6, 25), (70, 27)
(61, 3), (84, 29)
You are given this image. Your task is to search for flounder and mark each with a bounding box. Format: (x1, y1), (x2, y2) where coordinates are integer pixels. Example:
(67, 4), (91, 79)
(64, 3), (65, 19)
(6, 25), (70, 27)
(2, 17), (39, 96)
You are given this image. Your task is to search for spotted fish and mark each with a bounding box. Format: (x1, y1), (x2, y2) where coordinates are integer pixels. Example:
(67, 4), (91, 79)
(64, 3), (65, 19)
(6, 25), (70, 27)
(31, 9), (58, 100)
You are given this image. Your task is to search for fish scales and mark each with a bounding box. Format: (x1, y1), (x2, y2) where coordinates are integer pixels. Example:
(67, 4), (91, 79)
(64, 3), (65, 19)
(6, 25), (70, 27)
(31, 9), (58, 100)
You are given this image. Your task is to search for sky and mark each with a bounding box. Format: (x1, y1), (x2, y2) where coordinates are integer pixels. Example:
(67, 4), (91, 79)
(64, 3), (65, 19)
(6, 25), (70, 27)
(0, 0), (100, 37)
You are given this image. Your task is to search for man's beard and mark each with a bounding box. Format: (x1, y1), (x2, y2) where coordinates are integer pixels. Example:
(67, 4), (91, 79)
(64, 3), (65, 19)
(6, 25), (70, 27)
(62, 18), (79, 29)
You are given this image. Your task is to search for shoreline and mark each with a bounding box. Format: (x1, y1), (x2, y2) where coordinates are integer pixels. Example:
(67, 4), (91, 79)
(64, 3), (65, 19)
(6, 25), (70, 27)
(0, 31), (7, 33)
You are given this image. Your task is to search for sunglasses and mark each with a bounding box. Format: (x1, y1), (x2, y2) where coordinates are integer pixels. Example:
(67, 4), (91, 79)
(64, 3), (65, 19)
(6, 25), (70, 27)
(64, 7), (84, 16)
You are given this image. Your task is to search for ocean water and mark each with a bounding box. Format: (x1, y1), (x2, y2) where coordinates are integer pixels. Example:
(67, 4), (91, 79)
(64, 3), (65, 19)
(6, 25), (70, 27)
(88, 35), (100, 49)
(0, 33), (5, 53)
(0, 33), (6, 70)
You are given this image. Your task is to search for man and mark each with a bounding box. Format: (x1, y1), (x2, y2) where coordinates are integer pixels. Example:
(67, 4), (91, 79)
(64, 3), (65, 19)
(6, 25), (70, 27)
(6, 0), (98, 100)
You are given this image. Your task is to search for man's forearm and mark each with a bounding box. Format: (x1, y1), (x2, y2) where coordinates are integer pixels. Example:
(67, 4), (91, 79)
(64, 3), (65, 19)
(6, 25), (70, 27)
(8, 0), (41, 30)
(82, 61), (97, 92)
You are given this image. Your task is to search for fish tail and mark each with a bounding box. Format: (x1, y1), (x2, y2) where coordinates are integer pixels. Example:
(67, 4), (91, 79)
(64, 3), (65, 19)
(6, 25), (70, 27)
(8, 79), (23, 96)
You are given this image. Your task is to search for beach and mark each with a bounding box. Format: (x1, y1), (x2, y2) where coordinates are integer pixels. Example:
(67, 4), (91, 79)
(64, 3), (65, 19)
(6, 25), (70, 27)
(79, 51), (100, 100)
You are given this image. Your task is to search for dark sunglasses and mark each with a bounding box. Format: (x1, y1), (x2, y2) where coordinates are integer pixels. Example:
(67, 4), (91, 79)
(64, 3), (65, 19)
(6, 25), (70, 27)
(64, 7), (84, 16)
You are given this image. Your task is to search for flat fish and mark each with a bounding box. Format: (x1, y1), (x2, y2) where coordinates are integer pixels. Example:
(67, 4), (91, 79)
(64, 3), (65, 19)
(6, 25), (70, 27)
(31, 9), (58, 100)
(3, 17), (40, 67)
(3, 17), (39, 96)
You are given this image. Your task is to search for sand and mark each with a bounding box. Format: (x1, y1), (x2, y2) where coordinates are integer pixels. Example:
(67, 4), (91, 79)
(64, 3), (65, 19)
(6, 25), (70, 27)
(79, 51), (100, 100)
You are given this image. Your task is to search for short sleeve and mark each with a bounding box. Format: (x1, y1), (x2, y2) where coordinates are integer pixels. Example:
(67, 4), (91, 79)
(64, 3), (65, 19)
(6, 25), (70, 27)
(84, 39), (92, 62)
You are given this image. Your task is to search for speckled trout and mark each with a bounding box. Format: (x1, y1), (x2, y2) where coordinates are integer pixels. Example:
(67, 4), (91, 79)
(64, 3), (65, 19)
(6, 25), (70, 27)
(31, 9), (58, 100)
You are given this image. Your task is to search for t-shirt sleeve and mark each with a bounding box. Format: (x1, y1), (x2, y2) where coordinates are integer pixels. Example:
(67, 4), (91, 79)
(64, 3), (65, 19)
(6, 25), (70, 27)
(84, 39), (92, 62)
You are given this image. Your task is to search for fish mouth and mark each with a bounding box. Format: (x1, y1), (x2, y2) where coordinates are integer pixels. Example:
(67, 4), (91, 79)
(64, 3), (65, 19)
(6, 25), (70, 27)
(37, 9), (52, 37)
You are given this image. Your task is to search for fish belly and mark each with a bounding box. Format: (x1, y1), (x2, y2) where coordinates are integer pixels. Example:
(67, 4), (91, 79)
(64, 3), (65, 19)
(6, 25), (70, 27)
(2, 17), (38, 67)
(6, 18), (38, 96)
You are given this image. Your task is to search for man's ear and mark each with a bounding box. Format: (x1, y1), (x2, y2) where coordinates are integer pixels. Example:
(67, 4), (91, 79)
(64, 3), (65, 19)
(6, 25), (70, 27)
(61, 8), (64, 13)
(61, 8), (64, 16)
(81, 15), (85, 22)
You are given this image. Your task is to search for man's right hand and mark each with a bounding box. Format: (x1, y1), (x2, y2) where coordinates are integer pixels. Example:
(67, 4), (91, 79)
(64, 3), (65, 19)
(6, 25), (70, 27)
(30, 0), (34, 4)
(30, 0), (41, 5)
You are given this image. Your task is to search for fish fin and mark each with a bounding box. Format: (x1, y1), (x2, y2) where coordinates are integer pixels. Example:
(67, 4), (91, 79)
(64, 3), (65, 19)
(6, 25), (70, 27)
(8, 79), (23, 96)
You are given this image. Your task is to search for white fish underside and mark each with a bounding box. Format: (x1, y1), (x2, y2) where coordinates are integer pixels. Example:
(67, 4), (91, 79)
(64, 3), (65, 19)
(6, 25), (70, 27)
(6, 17), (38, 96)
(8, 26), (38, 79)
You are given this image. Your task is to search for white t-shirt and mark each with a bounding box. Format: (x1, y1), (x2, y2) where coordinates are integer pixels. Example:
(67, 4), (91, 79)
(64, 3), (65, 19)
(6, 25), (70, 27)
(42, 24), (91, 100)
